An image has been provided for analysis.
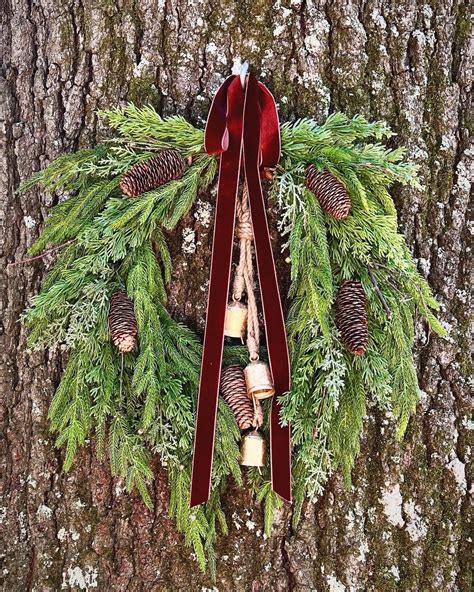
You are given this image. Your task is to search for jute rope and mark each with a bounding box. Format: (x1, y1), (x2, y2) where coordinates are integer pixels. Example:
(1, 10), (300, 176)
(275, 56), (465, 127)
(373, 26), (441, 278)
(232, 183), (260, 361)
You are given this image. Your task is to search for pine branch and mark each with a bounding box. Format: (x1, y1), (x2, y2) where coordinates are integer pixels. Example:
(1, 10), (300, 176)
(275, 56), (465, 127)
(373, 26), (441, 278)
(19, 104), (447, 574)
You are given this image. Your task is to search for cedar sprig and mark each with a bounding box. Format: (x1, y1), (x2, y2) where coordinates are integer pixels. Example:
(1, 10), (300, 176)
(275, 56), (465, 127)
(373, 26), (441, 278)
(20, 107), (446, 573)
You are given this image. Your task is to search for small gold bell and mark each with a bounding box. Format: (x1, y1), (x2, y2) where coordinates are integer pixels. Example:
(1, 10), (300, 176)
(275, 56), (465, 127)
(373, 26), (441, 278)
(244, 360), (275, 400)
(240, 430), (266, 467)
(223, 301), (248, 339)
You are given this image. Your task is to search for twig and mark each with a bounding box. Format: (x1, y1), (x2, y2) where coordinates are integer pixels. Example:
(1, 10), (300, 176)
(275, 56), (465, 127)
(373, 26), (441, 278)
(368, 265), (392, 319)
(370, 263), (403, 295)
(7, 240), (75, 268)
(119, 352), (124, 401)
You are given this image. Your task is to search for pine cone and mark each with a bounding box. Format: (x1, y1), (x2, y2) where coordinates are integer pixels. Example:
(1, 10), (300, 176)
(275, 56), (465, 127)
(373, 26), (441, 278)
(305, 166), (351, 220)
(120, 150), (187, 197)
(335, 280), (368, 356)
(220, 365), (263, 430)
(109, 290), (138, 353)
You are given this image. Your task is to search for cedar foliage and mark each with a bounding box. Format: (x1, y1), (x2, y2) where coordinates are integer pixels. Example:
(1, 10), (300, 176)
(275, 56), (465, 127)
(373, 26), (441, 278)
(19, 106), (445, 573)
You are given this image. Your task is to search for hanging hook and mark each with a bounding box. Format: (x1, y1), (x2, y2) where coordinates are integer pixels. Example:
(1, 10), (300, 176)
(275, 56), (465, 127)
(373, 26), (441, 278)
(240, 61), (249, 89)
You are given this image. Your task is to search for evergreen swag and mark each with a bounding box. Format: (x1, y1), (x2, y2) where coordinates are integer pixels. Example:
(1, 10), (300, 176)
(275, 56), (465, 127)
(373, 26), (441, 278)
(19, 105), (445, 574)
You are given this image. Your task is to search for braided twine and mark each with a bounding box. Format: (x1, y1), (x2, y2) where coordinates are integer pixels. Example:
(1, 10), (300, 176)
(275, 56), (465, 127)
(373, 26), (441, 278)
(232, 183), (260, 362)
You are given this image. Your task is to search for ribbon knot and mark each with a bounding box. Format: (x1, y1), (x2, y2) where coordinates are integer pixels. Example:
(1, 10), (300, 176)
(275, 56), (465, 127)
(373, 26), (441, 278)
(190, 73), (292, 507)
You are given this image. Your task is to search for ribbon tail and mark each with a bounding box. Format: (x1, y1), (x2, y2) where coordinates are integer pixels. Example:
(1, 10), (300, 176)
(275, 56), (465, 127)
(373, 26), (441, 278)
(191, 72), (292, 507)
(270, 398), (292, 502)
(243, 74), (292, 502)
(190, 76), (245, 507)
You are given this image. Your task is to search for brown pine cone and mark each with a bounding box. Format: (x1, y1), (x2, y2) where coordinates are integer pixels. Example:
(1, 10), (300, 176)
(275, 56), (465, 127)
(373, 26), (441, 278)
(108, 290), (138, 353)
(220, 365), (263, 430)
(305, 165), (351, 220)
(120, 150), (187, 197)
(335, 280), (368, 356)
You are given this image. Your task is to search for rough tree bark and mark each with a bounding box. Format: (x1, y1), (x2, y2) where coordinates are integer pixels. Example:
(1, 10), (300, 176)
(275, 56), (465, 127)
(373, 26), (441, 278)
(1, 1), (471, 590)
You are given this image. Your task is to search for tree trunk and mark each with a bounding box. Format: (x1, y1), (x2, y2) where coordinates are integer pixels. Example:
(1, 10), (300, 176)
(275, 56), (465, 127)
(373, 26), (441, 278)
(2, 1), (471, 590)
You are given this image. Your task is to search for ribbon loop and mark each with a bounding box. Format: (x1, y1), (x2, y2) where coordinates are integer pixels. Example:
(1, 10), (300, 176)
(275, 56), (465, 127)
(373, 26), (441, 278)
(190, 73), (291, 507)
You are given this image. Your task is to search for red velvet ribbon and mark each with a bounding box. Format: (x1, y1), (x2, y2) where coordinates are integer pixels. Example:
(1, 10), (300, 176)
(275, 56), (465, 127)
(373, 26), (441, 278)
(190, 73), (291, 507)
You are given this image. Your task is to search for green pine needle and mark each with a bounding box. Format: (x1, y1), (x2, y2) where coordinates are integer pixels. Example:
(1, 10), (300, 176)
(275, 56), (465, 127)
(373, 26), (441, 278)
(20, 106), (445, 570)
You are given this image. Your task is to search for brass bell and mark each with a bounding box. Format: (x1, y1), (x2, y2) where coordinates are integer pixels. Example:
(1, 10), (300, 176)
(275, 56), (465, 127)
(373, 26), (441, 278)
(223, 301), (248, 339)
(244, 360), (275, 400)
(240, 430), (266, 467)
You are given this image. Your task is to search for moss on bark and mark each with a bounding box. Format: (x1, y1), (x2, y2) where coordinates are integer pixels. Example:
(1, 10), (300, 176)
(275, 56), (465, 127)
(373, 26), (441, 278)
(1, 0), (471, 590)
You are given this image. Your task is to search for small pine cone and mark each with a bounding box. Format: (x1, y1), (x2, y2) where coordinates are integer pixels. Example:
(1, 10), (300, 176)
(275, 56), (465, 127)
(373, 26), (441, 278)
(120, 150), (187, 197)
(220, 365), (263, 430)
(109, 290), (138, 353)
(335, 280), (368, 356)
(305, 165), (351, 220)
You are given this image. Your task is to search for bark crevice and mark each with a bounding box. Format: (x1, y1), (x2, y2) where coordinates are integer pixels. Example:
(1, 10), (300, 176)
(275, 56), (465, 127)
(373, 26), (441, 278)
(1, 1), (471, 590)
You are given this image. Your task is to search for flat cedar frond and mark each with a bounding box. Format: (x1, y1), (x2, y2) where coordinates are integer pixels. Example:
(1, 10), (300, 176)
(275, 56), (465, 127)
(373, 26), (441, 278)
(29, 177), (120, 255)
(18, 146), (109, 194)
(99, 105), (205, 154)
(20, 105), (445, 573)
